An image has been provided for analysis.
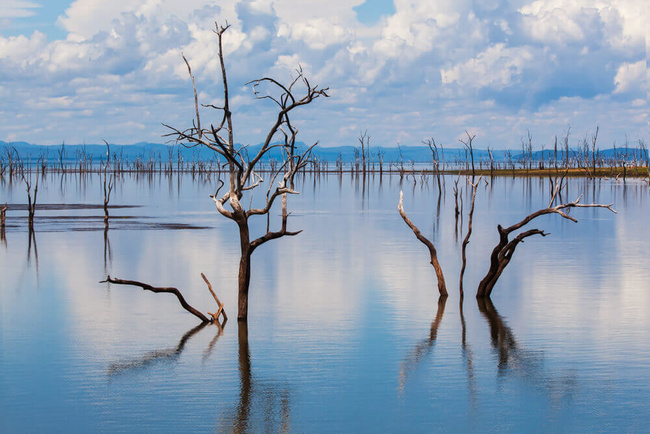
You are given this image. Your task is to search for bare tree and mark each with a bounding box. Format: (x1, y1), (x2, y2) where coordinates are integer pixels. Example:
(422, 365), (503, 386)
(358, 130), (370, 175)
(459, 130), (476, 176)
(1, 203), (7, 245)
(164, 23), (328, 320)
(459, 177), (481, 298)
(398, 191), (448, 296)
(476, 179), (616, 297)
(591, 126), (599, 174)
(1, 203), (6, 230)
(102, 141), (113, 228)
(23, 175), (38, 231)
(424, 137), (442, 197)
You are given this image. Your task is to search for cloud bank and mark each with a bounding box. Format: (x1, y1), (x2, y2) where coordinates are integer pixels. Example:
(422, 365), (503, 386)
(0, 0), (647, 149)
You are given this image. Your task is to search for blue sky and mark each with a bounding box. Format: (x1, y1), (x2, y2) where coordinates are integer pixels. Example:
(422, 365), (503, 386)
(0, 0), (647, 149)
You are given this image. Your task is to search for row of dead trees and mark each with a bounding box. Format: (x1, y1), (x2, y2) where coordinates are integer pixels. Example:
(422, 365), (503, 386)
(2, 130), (648, 179)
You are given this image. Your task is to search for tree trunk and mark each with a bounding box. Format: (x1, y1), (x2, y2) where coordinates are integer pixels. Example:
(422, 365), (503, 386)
(237, 252), (252, 320)
(237, 218), (252, 321)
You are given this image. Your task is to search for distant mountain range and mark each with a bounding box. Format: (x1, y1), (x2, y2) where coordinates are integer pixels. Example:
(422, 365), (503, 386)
(1, 140), (647, 165)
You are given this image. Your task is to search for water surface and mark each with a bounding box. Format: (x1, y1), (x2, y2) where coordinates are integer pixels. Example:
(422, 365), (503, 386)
(1, 173), (649, 431)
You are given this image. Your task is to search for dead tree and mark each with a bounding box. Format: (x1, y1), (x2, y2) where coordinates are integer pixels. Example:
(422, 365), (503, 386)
(1, 203), (6, 245)
(398, 191), (448, 296)
(102, 142), (114, 228)
(358, 131), (370, 175)
(23, 175), (38, 231)
(1, 203), (6, 229)
(591, 126), (599, 175)
(424, 138), (442, 198)
(164, 23), (328, 321)
(459, 130), (476, 176)
(101, 273), (227, 324)
(459, 176), (481, 298)
(476, 180), (616, 298)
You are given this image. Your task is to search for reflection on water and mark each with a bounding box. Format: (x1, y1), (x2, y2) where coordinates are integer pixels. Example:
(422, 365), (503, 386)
(108, 322), (209, 377)
(399, 296), (446, 393)
(218, 322), (292, 433)
(0, 173), (649, 431)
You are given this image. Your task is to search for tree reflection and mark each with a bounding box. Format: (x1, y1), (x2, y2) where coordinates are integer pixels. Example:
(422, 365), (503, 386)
(103, 226), (112, 275)
(477, 297), (543, 377)
(108, 322), (209, 377)
(459, 299), (477, 407)
(476, 297), (578, 401)
(27, 228), (38, 273)
(398, 296), (446, 392)
(399, 296), (577, 405)
(219, 322), (292, 433)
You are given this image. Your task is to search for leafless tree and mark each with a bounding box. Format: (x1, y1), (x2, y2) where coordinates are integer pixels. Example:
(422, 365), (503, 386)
(358, 130), (370, 175)
(1, 203), (6, 230)
(163, 23), (328, 320)
(591, 126), (599, 174)
(23, 174), (38, 231)
(398, 191), (448, 296)
(476, 179), (616, 297)
(102, 141), (113, 228)
(1, 203), (7, 246)
(459, 130), (476, 176)
(562, 125), (571, 168)
(459, 176), (481, 297)
(424, 137), (442, 197)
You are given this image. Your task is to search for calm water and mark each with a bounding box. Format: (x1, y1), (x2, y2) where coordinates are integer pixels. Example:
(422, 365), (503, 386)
(1, 173), (649, 432)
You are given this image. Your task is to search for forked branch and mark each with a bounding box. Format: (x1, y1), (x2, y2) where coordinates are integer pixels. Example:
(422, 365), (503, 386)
(101, 274), (228, 324)
(476, 180), (616, 298)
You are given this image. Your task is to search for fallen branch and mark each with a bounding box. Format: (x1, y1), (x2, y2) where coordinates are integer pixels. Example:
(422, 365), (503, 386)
(101, 275), (210, 322)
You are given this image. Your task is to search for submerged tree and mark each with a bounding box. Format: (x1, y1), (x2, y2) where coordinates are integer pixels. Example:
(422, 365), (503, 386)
(476, 178), (616, 297)
(398, 191), (448, 297)
(164, 23), (328, 320)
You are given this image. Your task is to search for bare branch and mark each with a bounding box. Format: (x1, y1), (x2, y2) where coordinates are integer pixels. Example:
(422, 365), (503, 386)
(100, 276), (210, 322)
(398, 191), (448, 297)
(477, 180), (616, 298)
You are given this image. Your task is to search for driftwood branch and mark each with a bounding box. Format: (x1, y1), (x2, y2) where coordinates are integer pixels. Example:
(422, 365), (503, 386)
(100, 275), (210, 322)
(398, 191), (448, 296)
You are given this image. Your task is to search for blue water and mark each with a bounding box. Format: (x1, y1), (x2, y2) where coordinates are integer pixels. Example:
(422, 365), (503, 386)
(1, 173), (649, 431)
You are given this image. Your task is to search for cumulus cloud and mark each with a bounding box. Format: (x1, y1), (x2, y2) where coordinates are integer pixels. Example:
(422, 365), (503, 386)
(613, 60), (647, 95)
(441, 44), (534, 90)
(0, 0), (647, 147)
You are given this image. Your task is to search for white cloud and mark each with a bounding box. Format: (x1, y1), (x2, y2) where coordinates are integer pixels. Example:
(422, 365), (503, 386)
(0, 31), (47, 66)
(0, 0), (647, 148)
(441, 44), (534, 90)
(277, 19), (350, 50)
(613, 60), (647, 95)
(0, 0), (39, 19)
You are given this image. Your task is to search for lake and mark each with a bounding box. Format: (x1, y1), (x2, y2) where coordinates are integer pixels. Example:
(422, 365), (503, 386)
(1, 172), (649, 432)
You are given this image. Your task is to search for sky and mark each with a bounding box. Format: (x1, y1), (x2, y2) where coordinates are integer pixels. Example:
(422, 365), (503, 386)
(0, 0), (647, 149)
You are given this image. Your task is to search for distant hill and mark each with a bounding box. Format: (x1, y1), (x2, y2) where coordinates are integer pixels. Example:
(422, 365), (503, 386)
(1, 140), (647, 165)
